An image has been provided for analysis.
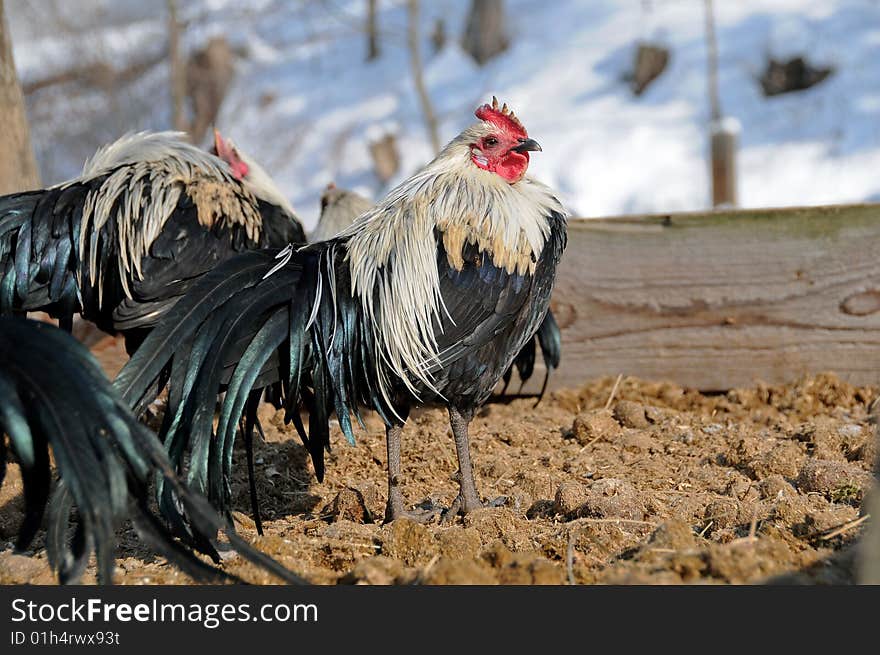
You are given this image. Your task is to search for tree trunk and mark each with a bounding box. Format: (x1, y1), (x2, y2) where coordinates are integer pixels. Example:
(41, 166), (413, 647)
(366, 0), (380, 61)
(461, 0), (509, 66)
(704, 0), (737, 207)
(167, 0), (188, 135)
(186, 37), (234, 144)
(704, 0), (721, 122)
(0, 0), (40, 194)
(710, 121), (738, 207)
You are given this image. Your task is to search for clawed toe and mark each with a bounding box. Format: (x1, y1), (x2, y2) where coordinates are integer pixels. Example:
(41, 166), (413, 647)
(440, 494), (508, 523)
(383, 499), (442, 524)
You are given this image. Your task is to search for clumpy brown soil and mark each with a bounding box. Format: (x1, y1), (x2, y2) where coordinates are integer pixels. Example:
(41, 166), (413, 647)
(1, 370), (877, 585)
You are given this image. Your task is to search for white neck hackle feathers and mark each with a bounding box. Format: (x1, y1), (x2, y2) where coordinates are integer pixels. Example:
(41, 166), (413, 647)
(334, 121), (565, 407)
(69, 131), (263, 302)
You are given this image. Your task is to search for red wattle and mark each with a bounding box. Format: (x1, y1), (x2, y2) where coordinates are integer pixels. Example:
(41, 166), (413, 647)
(495, 151), (529, 183)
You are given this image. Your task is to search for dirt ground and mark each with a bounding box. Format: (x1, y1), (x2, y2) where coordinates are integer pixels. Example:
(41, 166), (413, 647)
(1, 337), (877, 585)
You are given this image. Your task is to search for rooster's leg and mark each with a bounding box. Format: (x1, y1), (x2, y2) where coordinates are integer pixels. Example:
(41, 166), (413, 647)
(446, 405), (484, 515)
(383, 423), (438, 523)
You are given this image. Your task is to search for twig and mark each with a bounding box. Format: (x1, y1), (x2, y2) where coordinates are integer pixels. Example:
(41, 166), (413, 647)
(414, 554), (441, 584)
(820, 514), (870, 541)
(167, 0), (188, 135)
(604, 374), (624, 410)
(747, 509), (758, 539)
(579, 434), (602, 452)
(698, 520), (713, 538)
(704, 0), (721, 122)
(728, 509), (760, 547)
(490, 470), (510, 488)
(566, 530), (576, 585)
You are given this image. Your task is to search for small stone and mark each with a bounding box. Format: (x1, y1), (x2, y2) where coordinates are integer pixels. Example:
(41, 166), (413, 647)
(758, 474), (798, 500)
(321, 487), (374, 523)
(578, 478), (646, 521)
(704, 498), (741, 529)
(571, 409), (622, 445)
(613, 401), (650, 429)
(676, 430), (696, 445)
(749, 441), (804, 479)
(644, 406), (671, 424)
(554, 482), (589, 517)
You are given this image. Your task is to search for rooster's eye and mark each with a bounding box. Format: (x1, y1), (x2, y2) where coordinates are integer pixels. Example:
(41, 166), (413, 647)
(484, 137), (498, 147)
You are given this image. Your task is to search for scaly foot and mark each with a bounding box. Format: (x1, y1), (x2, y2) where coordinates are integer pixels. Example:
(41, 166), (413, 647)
(441, 494), (508, 524)
(384, 487), (441, 524)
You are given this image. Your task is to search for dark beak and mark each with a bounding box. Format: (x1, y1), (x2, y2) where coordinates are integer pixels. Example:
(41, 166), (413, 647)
(512, 137), (542, 153)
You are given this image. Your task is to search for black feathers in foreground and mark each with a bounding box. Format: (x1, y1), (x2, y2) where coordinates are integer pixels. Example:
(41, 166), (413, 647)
(0, 316), (305, 585)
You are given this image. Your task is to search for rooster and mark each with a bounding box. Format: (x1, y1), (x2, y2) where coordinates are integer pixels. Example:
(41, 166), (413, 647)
(311, 183), (374, 242)
(0, 316), (304, 584)
(0, 131), (306, 353)
(313, 183), (562, 399)
(117, 98), (566, 523)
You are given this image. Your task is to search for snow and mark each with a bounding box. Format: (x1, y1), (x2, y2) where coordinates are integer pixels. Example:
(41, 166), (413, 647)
(8, 0), (880, 227)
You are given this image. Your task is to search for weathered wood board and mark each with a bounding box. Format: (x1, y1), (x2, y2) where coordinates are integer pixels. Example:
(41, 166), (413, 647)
(37, 204), (880, 392)
(544, 203), (880, 392)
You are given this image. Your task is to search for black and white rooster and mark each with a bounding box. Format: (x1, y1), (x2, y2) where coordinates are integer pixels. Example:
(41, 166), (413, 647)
(0, 130), (306, 353)
(117, 98), (567, 525)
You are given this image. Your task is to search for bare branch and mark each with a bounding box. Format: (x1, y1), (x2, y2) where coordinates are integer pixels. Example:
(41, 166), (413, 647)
(704, 0), (721, 121)
(167, 0), (188, 134)
(366, 0), (380, 61)
(406, 0), (440, 154)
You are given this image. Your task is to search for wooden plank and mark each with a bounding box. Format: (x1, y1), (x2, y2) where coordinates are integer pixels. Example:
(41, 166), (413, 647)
(544, 203), (880, 392)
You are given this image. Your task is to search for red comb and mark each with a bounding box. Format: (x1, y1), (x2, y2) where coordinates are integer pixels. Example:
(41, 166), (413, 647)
(474, 96), (527, 137)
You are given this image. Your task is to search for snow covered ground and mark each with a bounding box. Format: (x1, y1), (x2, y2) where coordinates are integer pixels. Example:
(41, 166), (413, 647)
(8, 0), (880, 228)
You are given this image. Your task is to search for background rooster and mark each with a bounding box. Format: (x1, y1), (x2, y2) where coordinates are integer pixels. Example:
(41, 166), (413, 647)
(117, 98), (566, 525)
(0, 131), (306, 353)
(313, 182), (562, 399)
(311, 183), (374, 242)
(0, 316), (303, 584)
